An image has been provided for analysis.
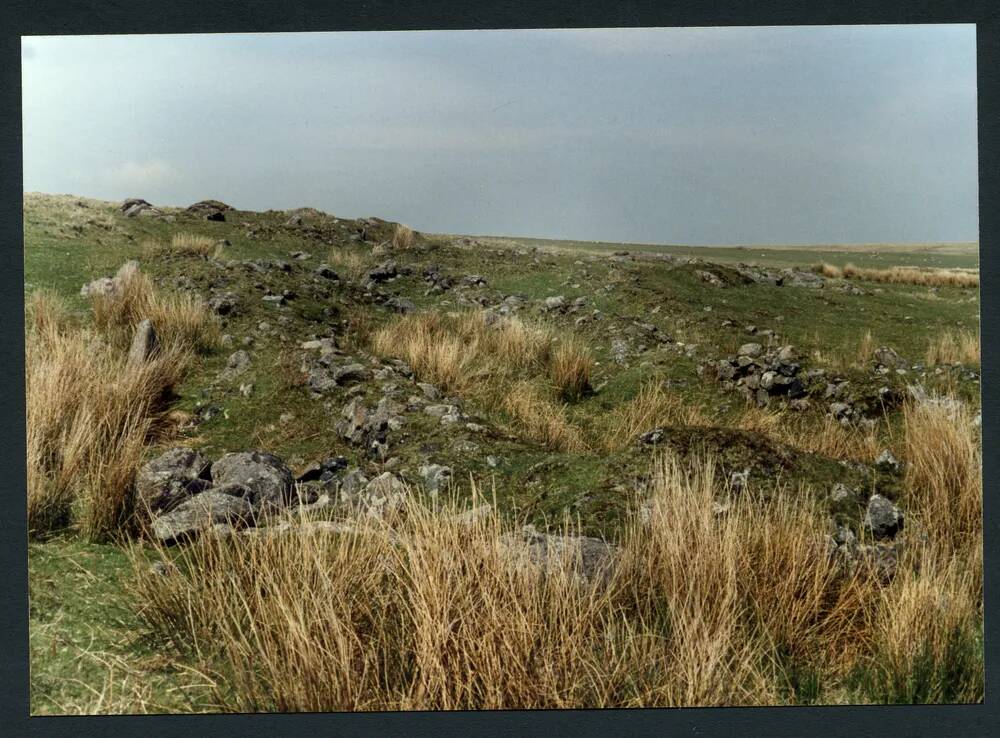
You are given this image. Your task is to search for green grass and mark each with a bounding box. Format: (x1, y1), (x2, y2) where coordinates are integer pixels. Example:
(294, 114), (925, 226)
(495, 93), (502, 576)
(29, 537), (214, 714)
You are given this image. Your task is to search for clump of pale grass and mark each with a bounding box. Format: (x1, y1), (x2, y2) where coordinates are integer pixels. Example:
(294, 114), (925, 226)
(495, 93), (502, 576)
(372, 310), (592, 449)
(327, 248), (368, 281)
(925, 328), (980, 366)
(902, 399), (981, 566)
(819, 262), (979, 289)
(90, 262), (220, 353)
(391, 223), (416, 251)
(862, 557), (983, 703)
(549, 334), (594, 401)
(372, 312), (477, 394)
(26, 303), (191, 540)
(28, 265), (218, 539)
(618, 455), (881, 704)
(130, 453), (910, 710)
(734, 405), (881, 463)
(601, 380), (712, 452)
(503, 382), (587, 452)
(142, 233), (215, 258)
(857, 329), (876, 366)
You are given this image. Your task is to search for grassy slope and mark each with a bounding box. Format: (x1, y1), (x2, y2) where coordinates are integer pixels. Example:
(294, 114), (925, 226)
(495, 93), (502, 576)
(24, 193), (981, 712)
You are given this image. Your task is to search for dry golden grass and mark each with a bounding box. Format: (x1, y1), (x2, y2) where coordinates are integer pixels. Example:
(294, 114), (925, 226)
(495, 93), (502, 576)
(130, 454), (915, 710)
(810, 329), (879, 372)
(925, 328), (980, 366)
(503, 382), (587, 453)
(142, 233), (216, 258)
(819, 262), (979, 288)
(392, 223), (416, 251)
(27, 265), (219, 540)
(857, 329), (876, 366)
(864, 556), (982, 703)
(850, 396), (984, 703)
(902, 399), (981, 567)
(734, 405), (881, 463)
(549, 334), (594, 400)
(600, 380), (712, 452)
(26, 304), (189, 539)
(327, 248), (368, 281)
(372, 312), (477, 394)
(372, 310), (594, 450)
(90, 262), (220, 353)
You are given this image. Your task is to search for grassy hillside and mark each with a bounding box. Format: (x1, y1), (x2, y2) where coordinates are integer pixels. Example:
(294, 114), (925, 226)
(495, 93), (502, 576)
(24, 193), (982, 712)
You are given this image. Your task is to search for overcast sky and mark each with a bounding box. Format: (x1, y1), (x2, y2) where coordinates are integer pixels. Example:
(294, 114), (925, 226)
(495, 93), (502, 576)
(22, 25), (978, 245)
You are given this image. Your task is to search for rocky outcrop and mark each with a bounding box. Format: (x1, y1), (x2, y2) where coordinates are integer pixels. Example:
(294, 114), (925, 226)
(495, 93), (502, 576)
(863, 494), (904, 540)
(127, 319), (159, 365)
(152, 490), (253, 544)
(715, 344), (806, 406)
(136, 447), (212, 515)
(186, 200), (232, 221)
(210, 451), (295, 514)
(120, 198), (161, 218)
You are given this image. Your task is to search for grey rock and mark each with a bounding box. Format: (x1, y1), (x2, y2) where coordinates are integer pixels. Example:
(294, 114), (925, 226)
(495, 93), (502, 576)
(208, 293), (239, 316)
(385, 296), (416, 314)
(152, 491), (253, 544)
(543, 295), (566, 310)
(508, 527), (616, 583)
(224, 349), (251, 376)
(127, 319), (159, 365)
(424, 404), (458, 417)
(875, 449), (901, 473)
(737, 342), (763, 358)
(135, 447), (212, 514)
(80, 276), (117, 298)
(419, 464), (453, 494)
(211, 451), (294, 513)
(358, 472), (409, 517)
(874, 347), (908, 370)
(863, 494), (904, 540)
(830, 483), (854, 503)
(417, 382), (440, 401)
(339, 468), (370, 499)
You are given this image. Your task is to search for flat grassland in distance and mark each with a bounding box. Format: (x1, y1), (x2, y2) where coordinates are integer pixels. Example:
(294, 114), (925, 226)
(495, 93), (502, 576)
(452, 233), (980, 271)
(25, 193), (982, 712)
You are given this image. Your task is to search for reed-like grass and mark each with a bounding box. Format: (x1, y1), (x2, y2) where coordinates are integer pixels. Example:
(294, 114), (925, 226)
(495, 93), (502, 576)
(372, 310), (592, 450)
(925, 328), (980, 366)
(26, 263), (219, 540)
(818, 263), (978, 289)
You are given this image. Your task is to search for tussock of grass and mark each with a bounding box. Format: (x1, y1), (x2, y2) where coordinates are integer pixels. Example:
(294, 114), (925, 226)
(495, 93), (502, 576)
(91, 261), (220, 353)
(130, 454), (905, 710)
(819, 262), (978, 289)
(549, 335), (594, 401)
(503, 382), (587, 452)
(26, 304), (190, 539)
(142, 233), (216, 258)
(327, 248), (368, 282)
(902, 400), (981, 567)
(373, 310), (592, 450)
(601, 380), (711, 452)
(861, 558), (982, 703)
(392, 223), (416, 251)
(735, 406), (881, 463)
(27, 265), (218, 540)
(925, 328), (980, 366)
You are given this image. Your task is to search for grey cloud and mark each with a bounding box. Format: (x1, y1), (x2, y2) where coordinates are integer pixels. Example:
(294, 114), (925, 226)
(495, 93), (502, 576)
(22, 26), (977, 245)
